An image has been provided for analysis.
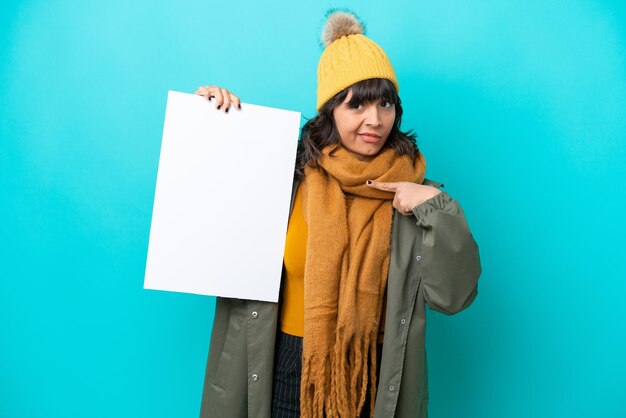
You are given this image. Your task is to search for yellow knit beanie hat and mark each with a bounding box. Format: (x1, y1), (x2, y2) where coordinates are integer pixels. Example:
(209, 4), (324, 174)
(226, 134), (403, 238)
(316, 9), (399, 111)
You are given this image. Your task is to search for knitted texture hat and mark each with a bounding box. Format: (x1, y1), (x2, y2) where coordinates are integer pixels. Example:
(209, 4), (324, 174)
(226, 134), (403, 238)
(316, 10), (399, 111)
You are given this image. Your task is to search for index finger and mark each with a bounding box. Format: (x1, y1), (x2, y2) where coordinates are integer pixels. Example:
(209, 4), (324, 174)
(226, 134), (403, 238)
(366, 180), (398, 192)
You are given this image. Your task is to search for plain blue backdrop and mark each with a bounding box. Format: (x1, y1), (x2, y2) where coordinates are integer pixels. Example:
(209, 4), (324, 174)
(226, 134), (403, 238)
(1, 1), (625, 417)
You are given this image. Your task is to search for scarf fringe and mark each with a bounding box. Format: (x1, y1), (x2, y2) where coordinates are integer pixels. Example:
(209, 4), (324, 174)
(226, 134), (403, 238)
(301, 330), (379, 418)
(368, 337), (378, 418)
(301, 351), (331, 418)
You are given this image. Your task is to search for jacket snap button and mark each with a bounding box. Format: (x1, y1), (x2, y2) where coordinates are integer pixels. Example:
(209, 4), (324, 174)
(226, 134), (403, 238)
(389, 385), (395, 391)
(252, 374), (259, 382)
(400, 318), (406, 325)
(415, 255), (421, 261)
(252, 311), (258, 319)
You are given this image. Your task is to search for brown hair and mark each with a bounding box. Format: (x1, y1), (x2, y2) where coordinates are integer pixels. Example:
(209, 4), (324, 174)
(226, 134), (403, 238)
(294, 78), (421, 179)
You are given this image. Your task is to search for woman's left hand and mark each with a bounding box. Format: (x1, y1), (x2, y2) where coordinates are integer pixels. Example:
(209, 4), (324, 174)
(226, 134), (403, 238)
(366, 180), (442, 216)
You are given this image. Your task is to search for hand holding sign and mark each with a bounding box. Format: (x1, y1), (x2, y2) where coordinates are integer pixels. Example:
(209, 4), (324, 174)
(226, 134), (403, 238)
(194, 85), (242, 112)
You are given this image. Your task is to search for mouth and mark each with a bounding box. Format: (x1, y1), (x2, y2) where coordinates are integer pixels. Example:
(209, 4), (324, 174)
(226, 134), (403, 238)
(358, 133), (383, 143)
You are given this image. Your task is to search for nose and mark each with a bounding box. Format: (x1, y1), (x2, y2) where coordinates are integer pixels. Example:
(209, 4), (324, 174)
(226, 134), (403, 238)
(364, 103), (382, 127)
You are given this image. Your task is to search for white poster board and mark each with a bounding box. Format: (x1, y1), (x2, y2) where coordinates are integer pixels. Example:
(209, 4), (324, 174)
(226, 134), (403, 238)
(144, 90), (301, 302)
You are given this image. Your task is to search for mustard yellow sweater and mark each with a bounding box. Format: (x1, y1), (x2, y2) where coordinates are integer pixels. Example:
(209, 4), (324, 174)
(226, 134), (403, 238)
(280, 183), (386, 343)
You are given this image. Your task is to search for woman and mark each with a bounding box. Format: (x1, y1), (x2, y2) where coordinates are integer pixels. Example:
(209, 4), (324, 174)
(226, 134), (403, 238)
(195, 10), (481, 418)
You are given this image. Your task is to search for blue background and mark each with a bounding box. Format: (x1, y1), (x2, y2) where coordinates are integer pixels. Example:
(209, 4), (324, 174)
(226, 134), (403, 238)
(1, 1), (625, 417)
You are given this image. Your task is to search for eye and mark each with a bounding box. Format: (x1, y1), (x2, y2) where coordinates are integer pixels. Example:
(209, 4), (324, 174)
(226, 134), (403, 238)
(349, 102), (363, 109)
(381, 100), (393, 108)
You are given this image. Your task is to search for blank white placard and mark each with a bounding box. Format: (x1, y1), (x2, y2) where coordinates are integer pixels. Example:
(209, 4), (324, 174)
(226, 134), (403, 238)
(144, 90), (301, 302)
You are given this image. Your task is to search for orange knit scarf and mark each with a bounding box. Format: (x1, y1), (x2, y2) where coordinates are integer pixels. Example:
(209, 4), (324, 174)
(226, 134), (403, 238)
(299, 144), (426, 417)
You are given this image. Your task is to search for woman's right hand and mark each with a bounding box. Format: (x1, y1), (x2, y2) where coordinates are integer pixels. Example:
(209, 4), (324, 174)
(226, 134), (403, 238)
(194, 85), (242, 113)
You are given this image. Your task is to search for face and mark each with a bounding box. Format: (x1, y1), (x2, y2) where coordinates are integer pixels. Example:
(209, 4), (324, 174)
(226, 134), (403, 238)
(332, 88), (396, 159)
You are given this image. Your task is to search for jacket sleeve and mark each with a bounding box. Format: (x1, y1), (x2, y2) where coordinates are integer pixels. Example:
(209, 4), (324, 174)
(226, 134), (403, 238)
(412, 190), (482, 315)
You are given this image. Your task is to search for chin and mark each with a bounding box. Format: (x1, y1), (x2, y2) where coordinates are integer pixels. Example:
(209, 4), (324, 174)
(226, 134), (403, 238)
(364, 144), (385, 154)
(343, 141), (385, 159)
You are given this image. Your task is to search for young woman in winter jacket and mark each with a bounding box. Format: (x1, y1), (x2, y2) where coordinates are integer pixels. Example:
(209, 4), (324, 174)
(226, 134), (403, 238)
(194, 9), (481, 418)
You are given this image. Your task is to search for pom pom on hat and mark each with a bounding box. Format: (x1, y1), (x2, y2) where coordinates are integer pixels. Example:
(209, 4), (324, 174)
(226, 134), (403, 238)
(321, 9), (365, 47)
